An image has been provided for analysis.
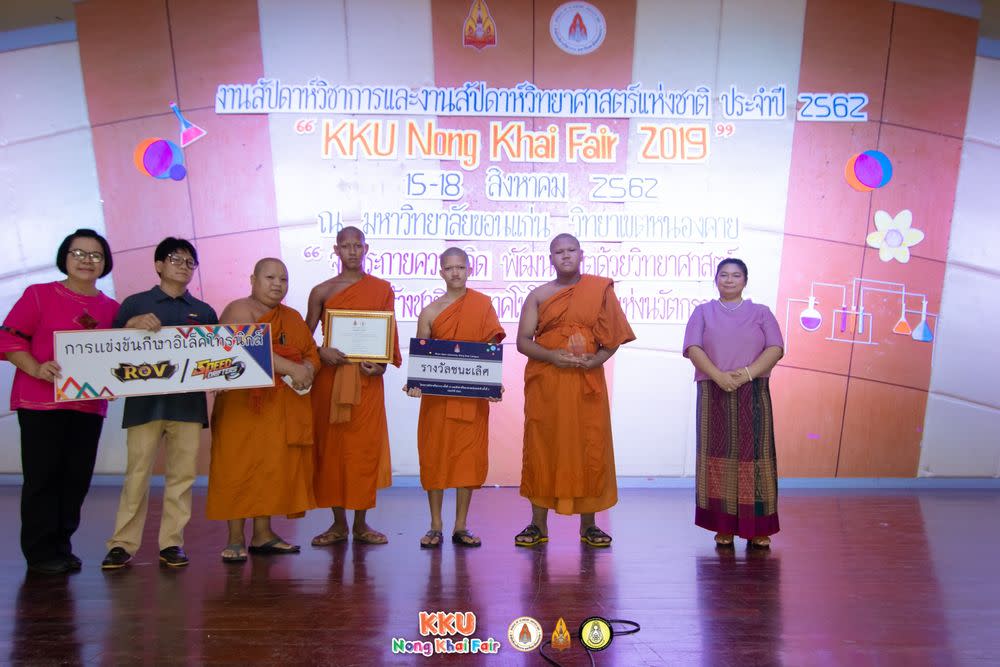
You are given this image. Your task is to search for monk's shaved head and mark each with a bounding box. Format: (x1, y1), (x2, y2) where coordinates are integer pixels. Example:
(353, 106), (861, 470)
(549, 233), (580, 252)
(253, 257), (286, 276)
(334, 226), (367, 274)
(336, 226), (366, 244)
(549, 233), (583, 278)
(250, 257), (289, 306)
(440, 247), (469, 267)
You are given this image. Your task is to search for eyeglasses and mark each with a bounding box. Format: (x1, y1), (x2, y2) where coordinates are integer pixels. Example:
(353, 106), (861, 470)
(67, 248), (105, 263)
(166, 254), (198, 269)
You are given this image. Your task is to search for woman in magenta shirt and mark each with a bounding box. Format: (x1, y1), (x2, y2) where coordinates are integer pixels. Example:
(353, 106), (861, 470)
(0, 229), (120, 574)
(683, 259), (784, 548)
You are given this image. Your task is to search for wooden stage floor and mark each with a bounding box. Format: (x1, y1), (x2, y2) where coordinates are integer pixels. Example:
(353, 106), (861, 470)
(1, 485), (998, 666)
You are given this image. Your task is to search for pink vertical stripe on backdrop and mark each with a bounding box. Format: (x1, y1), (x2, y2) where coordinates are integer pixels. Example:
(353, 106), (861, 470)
(75, 0), (281, 314)
(773, 0), (977, 477)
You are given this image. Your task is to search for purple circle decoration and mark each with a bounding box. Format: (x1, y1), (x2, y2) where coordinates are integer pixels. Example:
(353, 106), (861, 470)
(853, 153), (882, 188)
(142, 140), (173, 178)
(846, 149), (893, 191)
(862, 149), (893, 187)
(139, 139), (185, 180)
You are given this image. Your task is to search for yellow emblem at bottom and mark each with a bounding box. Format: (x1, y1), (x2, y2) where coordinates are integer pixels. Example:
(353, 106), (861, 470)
(579, 616), (613, 651)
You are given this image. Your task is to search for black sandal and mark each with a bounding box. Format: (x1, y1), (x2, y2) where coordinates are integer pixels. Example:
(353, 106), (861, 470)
(420, 530), (443, 549)
(221, 543), (247, 563)
(452, 529), (482, 548)
(514, 524), (548, 547)
(580, 525), (612, 548)
(248, 537), (300, 555)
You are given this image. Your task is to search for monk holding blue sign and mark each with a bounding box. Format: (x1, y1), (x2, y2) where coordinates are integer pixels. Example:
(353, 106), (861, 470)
(405, 248), (505, 548)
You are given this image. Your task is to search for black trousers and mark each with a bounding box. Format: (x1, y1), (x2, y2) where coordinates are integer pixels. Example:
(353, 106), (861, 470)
(18, 409), (103, 564)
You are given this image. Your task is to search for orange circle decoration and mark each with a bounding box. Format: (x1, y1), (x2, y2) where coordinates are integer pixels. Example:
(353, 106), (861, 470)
(844, 153), (873, 192)
(133, 138), (157, 174)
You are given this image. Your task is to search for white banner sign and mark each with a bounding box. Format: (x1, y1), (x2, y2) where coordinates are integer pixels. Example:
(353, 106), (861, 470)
(54, 324), (275, 401)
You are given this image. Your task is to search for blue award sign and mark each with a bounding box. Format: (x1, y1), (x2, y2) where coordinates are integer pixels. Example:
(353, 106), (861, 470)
(407, 337), (503, 399)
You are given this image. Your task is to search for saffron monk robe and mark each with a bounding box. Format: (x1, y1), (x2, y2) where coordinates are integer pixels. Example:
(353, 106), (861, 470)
(403, 248), (505, 549)
(514, 234), (636, 548)
(306, 226), (401, 546)
(206, 259), (318, 563)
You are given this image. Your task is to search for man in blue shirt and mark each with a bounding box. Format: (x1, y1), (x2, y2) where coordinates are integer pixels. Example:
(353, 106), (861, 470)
(101, 238), (218, 569)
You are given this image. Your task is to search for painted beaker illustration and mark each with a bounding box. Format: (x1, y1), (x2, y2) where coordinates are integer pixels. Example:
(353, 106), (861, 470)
(911, 298), (933, 343)
(799, 296), (822, 332)
(170, 102), (207, 147)
(892, 291), (912, 336)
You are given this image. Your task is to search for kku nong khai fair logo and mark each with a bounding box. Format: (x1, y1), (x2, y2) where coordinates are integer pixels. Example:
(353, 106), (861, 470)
(391, 611), (501, 657)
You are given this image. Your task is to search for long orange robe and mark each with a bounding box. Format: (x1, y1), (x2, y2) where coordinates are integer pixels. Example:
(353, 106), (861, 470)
(521, 275), (636, 514)
(206, 304), (319, 520)
(313, 274), (402, 509)
(418, 290), (505, 490)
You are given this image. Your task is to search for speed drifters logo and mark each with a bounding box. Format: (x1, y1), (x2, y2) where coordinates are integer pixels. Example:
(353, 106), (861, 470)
(191, 357), (246, 381)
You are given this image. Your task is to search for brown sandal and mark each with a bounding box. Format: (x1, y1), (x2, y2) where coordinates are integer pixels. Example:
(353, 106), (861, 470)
(714, 533), (734, 546)
(311, 528), (348, 547)
(353, 529), (388, 545)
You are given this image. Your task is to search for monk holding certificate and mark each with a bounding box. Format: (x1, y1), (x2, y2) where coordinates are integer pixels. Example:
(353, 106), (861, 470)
(306, 227), (401, 546)
(404, 248), (505, 548)
(514, 234), (635, 548)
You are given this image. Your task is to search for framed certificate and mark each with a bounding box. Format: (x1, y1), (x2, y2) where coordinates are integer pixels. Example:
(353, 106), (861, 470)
(323, 309), (395, 363)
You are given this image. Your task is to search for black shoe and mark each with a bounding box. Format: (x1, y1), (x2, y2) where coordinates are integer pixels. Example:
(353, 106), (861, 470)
(101, 547), (132, 570)
(159, 546), (189, 568)
(27, 559), (72, 575)
(67, 554), (82, 571)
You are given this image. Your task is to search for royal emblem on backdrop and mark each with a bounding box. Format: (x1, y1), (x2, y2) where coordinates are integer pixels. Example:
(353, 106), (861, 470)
(463, 0), (497, 50)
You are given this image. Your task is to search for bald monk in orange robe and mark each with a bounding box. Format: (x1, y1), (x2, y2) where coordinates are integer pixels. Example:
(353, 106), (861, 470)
(514, 234), (636, 548)
(207, 258), (319, 562)
(306, 226), (401, 546)
(404, 248), (505, 548)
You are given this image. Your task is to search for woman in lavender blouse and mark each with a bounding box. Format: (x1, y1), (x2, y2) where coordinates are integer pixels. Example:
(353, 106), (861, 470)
(682, 259), (784, 548)
(0, 229), (120, 574)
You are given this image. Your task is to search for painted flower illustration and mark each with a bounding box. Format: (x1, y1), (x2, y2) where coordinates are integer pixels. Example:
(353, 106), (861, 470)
(867, 210), (924, 263)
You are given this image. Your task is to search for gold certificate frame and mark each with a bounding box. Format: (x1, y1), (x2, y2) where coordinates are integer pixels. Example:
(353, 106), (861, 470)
(323, 309), (395, 363)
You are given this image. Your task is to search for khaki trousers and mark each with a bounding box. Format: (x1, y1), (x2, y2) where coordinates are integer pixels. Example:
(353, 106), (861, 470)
(106, 420), (202, 553)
